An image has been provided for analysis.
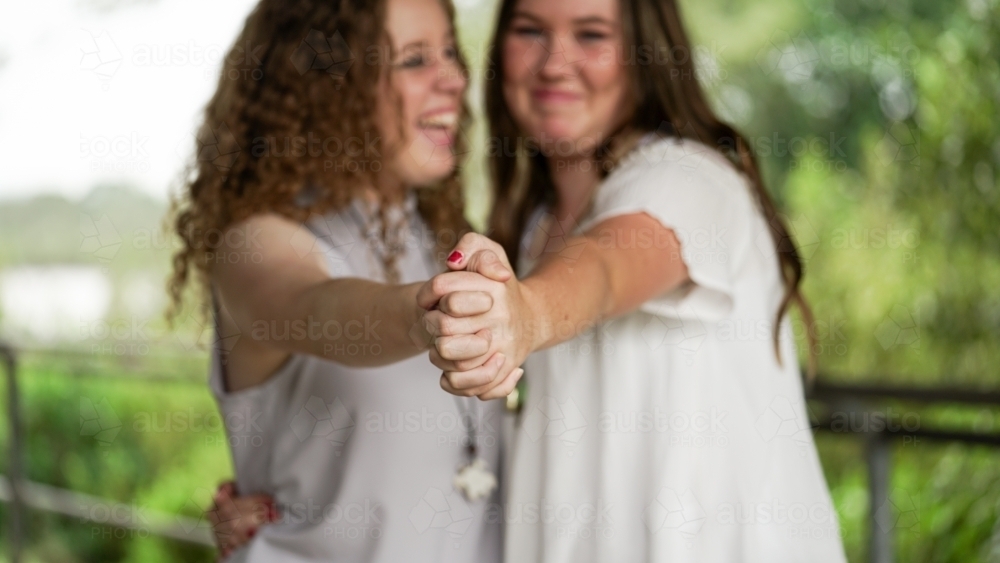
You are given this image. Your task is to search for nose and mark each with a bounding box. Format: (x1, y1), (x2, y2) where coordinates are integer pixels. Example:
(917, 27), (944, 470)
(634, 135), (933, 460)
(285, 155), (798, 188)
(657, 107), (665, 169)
(436, 50), (467, 95)
(537, 32), (583, 79)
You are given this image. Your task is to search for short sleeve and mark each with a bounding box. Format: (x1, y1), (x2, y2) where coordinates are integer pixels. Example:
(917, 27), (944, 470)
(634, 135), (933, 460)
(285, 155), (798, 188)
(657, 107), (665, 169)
(577, 137), (753, 322)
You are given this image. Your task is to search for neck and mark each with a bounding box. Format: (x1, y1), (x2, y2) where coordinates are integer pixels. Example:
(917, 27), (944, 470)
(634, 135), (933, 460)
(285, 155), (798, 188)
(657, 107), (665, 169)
(548, 155), (601, 229)
(366, 173), (409, 208)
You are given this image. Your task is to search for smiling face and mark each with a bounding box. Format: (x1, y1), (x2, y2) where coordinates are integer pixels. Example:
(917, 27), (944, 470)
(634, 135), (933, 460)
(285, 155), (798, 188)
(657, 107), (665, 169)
(379, 0), (467, 188)
(501, 0), (634, 157)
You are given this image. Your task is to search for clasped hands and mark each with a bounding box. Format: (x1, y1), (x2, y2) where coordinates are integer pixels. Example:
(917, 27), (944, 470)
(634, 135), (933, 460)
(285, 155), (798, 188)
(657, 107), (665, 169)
(415, 233), (535, 400)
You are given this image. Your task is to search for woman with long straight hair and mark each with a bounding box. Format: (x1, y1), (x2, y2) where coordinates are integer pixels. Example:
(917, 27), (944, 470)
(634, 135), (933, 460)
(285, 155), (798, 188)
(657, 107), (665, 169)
(169, 0), (512, 560)
(422, 0), (847, 560)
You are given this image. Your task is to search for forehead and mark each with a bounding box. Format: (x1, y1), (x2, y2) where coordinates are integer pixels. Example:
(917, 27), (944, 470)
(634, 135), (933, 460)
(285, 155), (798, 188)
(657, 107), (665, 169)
(386, 0), (452, 47)
(510, 0), (620, 23)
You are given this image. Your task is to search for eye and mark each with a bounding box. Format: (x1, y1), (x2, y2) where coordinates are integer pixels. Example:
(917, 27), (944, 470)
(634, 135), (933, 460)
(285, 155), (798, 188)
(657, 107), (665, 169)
(442, 45), (458, 62)
(512, 25), (543, 39)
(577, 30), (608, 43)
(399, 52), (427, 69)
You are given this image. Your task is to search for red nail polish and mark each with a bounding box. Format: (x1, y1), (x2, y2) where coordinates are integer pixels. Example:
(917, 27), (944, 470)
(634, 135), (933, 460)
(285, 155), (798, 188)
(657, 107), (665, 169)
(248, 527), (256, 538)
(447, 250), (463, 263)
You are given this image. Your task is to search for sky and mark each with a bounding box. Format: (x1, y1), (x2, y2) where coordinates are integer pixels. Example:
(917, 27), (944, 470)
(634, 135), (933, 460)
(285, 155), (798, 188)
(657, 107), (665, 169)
(0, 0), (489, 340)
(0, 0), (486, 203)
(0, 0), (267, 201)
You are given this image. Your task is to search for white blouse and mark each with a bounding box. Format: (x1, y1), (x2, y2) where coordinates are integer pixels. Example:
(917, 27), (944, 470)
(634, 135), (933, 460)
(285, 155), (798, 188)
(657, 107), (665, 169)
(211, 195), (504, 563)
(504, 136), (847, 563)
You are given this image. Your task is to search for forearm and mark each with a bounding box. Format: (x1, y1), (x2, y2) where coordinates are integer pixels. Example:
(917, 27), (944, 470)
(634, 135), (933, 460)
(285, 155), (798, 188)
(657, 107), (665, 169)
(276, 278), (427, 367)
(519, 217), (688, 353)
(521, 238), (615, 352)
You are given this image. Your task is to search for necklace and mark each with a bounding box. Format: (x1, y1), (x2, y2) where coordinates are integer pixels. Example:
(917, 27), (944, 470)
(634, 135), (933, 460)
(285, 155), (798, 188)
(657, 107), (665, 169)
(349, 197), (409, 284)
(452, 396), (497, 502)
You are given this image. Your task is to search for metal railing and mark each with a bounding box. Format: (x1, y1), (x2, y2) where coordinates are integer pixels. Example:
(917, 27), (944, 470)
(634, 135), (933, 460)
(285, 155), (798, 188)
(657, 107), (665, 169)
(0, 343), (212, 563)
(2, 342), (999, 562)
(1, 342), (23, 560)
(807, 380), (1000, 563)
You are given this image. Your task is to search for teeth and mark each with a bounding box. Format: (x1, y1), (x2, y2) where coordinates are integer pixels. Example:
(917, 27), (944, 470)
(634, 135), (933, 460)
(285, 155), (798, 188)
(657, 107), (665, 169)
(418, 112), (457, 128)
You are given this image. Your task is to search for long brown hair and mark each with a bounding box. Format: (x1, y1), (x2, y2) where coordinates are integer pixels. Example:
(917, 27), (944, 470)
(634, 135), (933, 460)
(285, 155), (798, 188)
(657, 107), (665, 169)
(484, 0), (817, 378)
(168, 0), (470, 320)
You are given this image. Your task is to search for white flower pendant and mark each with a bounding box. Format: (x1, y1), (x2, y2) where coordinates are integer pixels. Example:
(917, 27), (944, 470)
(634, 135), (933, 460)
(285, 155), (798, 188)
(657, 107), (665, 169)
(454, 458), (497, 502)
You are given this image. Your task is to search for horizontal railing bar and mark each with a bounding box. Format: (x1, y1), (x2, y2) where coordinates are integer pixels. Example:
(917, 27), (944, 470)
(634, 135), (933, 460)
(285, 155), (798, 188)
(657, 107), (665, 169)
(0, 476), (213, 547)
(813, 419), (1000, 446)
(809, 380), (1000, 406)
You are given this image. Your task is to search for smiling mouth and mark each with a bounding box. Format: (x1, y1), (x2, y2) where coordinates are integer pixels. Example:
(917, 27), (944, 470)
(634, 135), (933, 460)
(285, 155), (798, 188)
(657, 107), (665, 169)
(416, 111), (458, 146)
(417, 112), (458, 129)
(532, 89), (582, 103)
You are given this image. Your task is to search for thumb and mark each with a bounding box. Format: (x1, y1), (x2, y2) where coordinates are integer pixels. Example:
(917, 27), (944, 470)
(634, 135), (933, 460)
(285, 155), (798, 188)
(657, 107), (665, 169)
(465, 250), (512, 283)
(445, 233), (512, 272)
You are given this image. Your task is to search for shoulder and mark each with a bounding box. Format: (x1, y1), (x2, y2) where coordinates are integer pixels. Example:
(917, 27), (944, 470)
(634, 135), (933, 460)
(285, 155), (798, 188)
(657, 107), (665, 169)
(587, 136), (758, 230)
(607, 136), (749, 199)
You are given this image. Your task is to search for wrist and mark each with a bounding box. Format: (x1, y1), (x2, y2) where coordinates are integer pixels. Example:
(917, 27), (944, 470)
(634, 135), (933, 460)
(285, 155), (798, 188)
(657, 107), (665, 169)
(519, 279), (553, 353)
(393, 282), (430, 352)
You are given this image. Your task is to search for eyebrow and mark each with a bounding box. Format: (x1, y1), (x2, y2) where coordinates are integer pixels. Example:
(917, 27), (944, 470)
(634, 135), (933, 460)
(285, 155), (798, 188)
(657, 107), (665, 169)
(511, 11), (615, 26)
(397, 32), (456, 53)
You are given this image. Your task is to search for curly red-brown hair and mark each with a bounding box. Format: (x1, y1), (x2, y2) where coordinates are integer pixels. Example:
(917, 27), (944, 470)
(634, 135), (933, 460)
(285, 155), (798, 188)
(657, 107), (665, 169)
(168, 0), (470, 320)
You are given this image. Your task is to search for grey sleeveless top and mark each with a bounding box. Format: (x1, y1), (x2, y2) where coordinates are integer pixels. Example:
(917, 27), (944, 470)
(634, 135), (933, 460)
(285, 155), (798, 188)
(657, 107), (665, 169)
(211, 194), (504, 563)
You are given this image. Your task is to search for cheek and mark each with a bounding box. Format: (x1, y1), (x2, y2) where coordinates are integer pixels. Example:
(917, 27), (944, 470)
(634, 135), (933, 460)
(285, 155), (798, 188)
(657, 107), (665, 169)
(584, 61), (631, 123)
(585, 53), (627, 98)
(502, 39), (534, 91)
(387, 75), (428, 144)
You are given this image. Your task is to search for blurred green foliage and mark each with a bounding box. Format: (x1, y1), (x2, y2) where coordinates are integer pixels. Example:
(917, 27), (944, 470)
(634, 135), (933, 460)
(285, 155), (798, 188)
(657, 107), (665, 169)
(1, 0), (998, 561)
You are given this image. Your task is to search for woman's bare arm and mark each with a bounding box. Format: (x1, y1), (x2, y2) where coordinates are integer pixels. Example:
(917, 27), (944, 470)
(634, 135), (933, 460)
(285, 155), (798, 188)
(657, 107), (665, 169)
(418, 212), (689, 399)
(212, 213), (495, 369)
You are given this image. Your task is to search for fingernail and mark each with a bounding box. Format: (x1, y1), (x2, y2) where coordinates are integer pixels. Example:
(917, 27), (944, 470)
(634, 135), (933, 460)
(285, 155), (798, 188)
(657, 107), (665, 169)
(447, 250), (463, 264)
(268, 505), (279, 521)
(248, 527), (257, 538)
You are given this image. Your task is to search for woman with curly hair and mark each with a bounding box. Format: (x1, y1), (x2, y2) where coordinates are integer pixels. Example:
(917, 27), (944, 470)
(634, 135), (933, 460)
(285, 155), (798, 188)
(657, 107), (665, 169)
(168, 0), (510, 560)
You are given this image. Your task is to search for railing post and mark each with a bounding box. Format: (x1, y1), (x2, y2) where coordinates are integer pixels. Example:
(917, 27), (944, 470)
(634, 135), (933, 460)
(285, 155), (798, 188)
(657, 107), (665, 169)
(1, 343), (23, 563)
(867, 431), (893, 563)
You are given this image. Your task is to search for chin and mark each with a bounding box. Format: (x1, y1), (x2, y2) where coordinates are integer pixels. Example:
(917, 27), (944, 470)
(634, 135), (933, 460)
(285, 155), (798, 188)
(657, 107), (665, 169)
(398, 157), (455, 188)
(396, 139), (457, 187)
(421, 157), (456, 183)
(536, 115), (588, 140)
